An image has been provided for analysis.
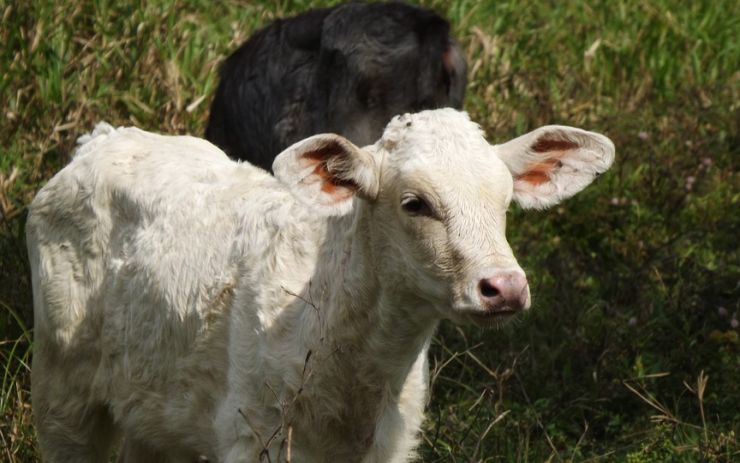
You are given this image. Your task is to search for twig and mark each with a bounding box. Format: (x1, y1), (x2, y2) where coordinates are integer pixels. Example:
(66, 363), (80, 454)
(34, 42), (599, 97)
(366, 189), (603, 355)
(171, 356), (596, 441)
(514, 371), (562, 462)
(286, 425), (293, 463)
(570, 420), (590, 461)
(623, 381), (679, 424)
(238, 408), (273, 463)
(281, 284), (324, 342)
(683, 370), (709, 445)
(472, 409), (510, 460)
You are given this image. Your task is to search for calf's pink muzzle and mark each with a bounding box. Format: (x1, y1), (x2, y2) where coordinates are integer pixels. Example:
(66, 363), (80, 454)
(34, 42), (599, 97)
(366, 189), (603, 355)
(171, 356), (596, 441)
(477, 271), (530, 312)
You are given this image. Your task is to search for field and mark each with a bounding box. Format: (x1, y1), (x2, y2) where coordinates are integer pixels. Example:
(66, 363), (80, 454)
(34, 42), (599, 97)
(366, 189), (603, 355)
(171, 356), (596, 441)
(1, 0), (738, 461)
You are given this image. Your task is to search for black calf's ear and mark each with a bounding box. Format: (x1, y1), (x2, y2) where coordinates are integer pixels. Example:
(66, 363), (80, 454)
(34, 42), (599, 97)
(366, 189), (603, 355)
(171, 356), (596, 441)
(414, 12), (467, 109)
(442, 40), (467, 108)
(284, 8), (330, 50)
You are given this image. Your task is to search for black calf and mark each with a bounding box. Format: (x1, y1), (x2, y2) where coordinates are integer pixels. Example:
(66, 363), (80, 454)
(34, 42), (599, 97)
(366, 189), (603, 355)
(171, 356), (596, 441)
(205, 1), (467, 171)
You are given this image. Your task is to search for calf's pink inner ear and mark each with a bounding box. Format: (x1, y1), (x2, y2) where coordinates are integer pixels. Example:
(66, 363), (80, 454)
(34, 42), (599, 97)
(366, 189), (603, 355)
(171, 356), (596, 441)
(531, 138), (579, 153)
(302, 141), (359, 200)
(442, 46), (455, 74)
(515, 137), (579, 187)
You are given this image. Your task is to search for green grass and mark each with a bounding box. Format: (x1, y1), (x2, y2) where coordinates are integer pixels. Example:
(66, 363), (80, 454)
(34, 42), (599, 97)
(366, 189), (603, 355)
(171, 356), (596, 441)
(1, 0), (738, 461)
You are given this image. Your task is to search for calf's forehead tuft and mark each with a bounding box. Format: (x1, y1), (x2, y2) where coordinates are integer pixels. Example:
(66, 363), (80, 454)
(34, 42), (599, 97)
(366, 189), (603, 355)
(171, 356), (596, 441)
(380, 109), (494, 169)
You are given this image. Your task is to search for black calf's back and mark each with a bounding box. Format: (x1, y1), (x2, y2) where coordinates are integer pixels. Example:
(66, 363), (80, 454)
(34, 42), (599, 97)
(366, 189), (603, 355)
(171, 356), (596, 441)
(205, 2), (467, 171)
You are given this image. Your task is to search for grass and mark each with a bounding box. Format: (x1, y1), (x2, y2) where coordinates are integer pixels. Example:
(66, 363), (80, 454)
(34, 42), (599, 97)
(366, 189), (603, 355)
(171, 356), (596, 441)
(1, 0), (738, 461)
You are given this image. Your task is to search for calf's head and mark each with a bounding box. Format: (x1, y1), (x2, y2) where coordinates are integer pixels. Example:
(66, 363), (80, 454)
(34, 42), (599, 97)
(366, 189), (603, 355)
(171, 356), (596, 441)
(273, 109), (614, 326)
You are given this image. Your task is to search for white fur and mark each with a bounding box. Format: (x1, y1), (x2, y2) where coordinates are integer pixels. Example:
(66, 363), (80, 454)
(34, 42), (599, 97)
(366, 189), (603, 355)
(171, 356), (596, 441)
(28, 110), (614, 462)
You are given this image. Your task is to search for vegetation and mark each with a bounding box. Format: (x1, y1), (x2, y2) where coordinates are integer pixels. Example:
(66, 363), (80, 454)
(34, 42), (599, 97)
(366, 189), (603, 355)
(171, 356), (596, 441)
(1, 0), (737, 461)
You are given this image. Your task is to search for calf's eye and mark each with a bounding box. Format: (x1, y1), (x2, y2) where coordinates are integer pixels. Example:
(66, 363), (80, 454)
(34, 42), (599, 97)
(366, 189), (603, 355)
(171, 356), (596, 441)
(401, 194), (434, 218)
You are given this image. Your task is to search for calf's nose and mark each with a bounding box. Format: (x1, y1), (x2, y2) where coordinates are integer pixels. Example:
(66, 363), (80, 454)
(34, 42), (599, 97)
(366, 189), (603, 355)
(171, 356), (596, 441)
(478, 272), (530, 311)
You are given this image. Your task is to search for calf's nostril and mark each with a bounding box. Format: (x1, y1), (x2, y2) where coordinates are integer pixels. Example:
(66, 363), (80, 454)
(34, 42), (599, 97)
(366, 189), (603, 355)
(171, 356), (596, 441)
(478, 279), (500, 298)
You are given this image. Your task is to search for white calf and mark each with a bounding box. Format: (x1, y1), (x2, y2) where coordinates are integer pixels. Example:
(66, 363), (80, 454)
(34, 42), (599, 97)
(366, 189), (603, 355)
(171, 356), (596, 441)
(27, 109), (614, 462)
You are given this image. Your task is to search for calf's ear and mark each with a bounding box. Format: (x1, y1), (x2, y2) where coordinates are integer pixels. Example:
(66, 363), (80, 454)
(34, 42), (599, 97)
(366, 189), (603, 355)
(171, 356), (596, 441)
(493, 125), (615, 209)
(273, 134), (379, 216)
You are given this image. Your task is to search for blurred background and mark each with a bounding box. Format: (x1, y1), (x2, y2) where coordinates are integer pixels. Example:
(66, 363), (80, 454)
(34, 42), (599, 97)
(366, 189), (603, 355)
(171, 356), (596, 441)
(1, 0), (737, 461)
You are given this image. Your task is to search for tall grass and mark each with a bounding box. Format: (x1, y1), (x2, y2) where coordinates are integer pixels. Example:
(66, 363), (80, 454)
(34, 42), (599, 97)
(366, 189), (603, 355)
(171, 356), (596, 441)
(1, 0), (738, 461)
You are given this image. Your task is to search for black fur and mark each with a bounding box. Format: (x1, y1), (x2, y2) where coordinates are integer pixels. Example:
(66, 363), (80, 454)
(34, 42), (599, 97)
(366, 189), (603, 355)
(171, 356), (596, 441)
(205, 2), (467, 171)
